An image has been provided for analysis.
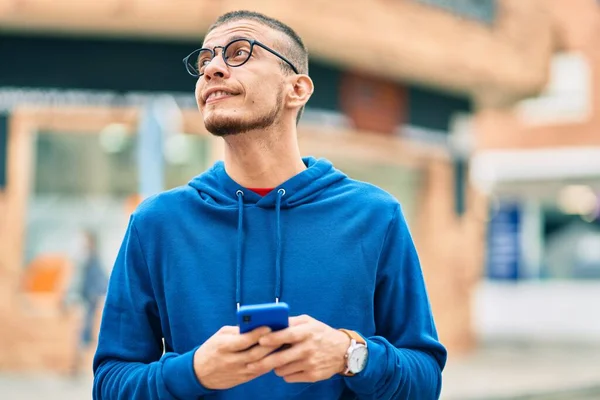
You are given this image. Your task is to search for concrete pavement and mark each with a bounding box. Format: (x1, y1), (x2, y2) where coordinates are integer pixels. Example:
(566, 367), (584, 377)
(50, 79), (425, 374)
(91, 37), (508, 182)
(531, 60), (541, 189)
(441, 341), (600, 400)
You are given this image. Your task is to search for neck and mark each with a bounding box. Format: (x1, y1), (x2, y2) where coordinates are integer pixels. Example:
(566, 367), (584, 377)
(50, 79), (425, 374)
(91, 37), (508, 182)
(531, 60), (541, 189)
(222, 123), (306, 188)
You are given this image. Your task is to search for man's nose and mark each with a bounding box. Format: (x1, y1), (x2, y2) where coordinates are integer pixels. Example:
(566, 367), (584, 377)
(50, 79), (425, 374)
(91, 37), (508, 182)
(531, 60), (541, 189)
(203, 50), (229, 80)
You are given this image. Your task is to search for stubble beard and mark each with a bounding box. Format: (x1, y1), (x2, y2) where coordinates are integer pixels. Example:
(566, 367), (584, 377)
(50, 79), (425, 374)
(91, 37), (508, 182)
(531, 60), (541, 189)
(204, 90), (283, 137)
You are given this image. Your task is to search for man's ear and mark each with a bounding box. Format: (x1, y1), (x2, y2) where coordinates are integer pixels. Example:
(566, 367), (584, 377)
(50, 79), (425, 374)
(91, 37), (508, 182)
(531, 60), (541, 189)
(286, 75), (314, 109)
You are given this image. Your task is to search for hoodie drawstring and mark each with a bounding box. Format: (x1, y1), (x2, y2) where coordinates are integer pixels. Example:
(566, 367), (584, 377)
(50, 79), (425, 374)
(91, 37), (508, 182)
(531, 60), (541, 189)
(235, 190), (244, 311)
(235, 188), (285, 311)
(275, 188), (285, 303)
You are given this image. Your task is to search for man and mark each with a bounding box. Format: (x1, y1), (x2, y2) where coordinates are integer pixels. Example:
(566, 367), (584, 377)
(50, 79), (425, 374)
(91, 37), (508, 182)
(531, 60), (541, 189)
(64, 229), (108, 375)
(93, 10), (446, 400)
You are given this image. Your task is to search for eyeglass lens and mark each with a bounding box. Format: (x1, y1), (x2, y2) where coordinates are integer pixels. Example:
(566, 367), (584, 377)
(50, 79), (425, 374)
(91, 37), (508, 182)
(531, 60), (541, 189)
(187, 39), (253, 76)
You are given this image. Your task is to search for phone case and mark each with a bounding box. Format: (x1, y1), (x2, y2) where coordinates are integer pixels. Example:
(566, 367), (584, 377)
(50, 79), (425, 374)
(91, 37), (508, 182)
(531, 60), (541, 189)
(237, 302), (289, 334)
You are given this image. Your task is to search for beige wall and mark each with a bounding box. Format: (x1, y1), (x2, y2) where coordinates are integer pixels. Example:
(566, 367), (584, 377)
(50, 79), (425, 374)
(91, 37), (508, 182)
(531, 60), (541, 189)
(475, 0), (600, 151)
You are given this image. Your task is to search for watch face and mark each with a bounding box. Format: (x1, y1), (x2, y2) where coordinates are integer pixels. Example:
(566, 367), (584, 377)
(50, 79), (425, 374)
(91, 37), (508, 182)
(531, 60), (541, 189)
(349, 346), (368, 373)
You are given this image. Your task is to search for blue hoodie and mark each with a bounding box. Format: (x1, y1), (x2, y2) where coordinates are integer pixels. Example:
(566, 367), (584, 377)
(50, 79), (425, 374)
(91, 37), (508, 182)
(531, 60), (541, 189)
(93, 156), (446, 400)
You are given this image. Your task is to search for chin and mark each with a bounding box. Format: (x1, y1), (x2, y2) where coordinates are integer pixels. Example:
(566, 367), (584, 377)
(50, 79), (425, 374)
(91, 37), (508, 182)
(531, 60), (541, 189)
(203, 107), (241, 123)
(204, 114), (247, 137)
(203, 102), (281, 137)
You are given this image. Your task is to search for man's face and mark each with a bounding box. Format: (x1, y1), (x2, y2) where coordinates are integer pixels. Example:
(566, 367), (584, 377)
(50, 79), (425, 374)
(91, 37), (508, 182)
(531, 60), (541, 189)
(196, 20), (289, 136)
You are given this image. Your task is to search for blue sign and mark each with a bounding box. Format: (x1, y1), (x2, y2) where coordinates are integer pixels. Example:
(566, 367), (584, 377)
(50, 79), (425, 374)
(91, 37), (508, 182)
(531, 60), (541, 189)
(486, 202), (521, 280)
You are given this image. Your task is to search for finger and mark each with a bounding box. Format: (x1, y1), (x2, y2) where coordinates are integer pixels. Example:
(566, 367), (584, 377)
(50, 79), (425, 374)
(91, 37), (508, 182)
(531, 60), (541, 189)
(247, 341), (308, 373)
(242, 344), (281, 363)
(274, 359), (305, 377)
(227, 326), (272, 351)
(218, 325), (239, 335)
(289, 315), (312, 326)
(259, 325), (310, 347)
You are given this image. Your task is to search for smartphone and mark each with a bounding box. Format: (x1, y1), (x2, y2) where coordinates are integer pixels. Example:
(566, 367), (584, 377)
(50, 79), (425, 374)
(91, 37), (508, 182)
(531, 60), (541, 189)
(237, 302), (289, 334)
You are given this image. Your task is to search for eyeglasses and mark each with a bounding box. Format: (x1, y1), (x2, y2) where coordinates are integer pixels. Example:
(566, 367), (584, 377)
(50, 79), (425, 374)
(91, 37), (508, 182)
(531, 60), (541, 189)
(182, 38), (299, 78)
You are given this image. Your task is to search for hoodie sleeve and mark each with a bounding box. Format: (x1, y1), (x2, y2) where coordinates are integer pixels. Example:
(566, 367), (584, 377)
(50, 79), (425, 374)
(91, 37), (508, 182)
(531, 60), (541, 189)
(93, 215), (215, 399)
(344, 205), (447, 400)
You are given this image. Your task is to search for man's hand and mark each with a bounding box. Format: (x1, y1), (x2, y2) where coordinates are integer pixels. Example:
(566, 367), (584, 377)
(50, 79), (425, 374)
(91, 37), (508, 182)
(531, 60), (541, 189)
(247, 315), (351, 383)
(193, 325), (279, 390)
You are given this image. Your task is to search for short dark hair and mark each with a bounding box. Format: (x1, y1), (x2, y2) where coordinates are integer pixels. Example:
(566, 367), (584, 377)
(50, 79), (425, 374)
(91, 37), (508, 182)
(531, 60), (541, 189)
(207, 10), (309, 124)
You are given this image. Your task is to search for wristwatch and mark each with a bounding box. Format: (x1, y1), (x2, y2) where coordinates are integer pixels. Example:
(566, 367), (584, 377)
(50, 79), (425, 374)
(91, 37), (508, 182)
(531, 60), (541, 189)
(339, 329), (369, 376)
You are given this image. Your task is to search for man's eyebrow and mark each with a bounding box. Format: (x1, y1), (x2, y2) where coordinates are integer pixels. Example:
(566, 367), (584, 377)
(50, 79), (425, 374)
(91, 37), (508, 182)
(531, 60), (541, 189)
(227, 34), (253, 42)
(202, 35), (254, 48)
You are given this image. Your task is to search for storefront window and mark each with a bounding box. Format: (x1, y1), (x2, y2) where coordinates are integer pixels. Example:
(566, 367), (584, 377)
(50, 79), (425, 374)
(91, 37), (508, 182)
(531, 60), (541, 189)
(25, 129), (211, 273)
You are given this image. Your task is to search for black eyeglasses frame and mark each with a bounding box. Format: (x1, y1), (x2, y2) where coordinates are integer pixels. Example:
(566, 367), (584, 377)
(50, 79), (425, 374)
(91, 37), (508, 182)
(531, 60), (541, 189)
(182, 38), (299, 78)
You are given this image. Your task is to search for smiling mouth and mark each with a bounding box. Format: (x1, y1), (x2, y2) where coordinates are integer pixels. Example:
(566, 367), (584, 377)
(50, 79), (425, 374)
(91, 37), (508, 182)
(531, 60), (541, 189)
(205, 91), (238, 104)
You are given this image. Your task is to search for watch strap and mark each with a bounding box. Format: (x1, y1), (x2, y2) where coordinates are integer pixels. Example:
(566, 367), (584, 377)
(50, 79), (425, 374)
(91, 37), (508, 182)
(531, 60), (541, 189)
(339, 329), (366, 345)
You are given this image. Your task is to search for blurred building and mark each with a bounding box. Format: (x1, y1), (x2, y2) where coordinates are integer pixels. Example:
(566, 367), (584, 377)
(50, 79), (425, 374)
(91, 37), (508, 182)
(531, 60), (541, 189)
(471, 0), (600, 345)
(0, 0), (598, 373)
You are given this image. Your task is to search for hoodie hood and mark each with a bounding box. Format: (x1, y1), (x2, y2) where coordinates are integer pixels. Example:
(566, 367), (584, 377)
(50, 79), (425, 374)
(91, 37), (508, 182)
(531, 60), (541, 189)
(188, 156), (346, 209)
(188, 156), (346, 309)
